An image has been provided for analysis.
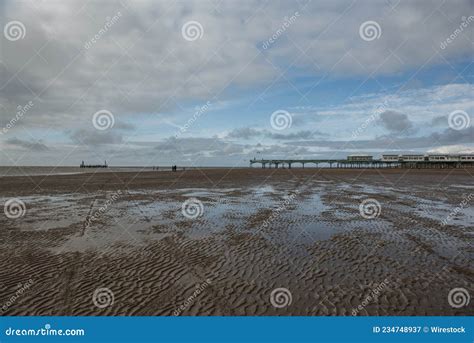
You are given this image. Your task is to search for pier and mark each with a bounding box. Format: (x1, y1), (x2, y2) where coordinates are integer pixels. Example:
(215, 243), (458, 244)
(80, 160), (108, 168)
(250, 156), (474, 169)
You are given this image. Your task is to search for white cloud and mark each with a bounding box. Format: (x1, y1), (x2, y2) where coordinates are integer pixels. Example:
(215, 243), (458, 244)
(428, 144), (474, 154)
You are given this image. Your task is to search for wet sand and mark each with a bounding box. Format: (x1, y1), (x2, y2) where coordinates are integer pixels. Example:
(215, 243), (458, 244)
(0, 168), (472, 315)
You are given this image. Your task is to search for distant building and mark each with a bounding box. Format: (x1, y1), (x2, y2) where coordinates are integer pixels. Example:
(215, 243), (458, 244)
(379, 153), (474, 162)
(400, 154), (425, 162)
(428, 154), (474, 161)
(382, 154), (399, 162)
(347, 155), (373, 162)
(460, 155), (474, 161)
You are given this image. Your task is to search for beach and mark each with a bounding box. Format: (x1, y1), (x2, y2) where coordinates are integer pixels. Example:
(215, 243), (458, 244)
(0, 168), (472, 315)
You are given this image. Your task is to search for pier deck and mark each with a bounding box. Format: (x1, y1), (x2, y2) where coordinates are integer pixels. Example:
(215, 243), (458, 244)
(249, 159), (474, 169)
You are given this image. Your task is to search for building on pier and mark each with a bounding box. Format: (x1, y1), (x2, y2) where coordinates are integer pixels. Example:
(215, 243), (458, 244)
(381, 154), (399, 162)
(347, 155), (373, 162)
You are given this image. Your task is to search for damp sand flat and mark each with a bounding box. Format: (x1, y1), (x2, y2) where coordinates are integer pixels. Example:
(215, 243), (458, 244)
(0, 168), (472, 315)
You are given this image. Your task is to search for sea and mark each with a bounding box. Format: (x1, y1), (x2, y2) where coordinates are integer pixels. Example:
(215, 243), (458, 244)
(0, 166), (164, 177)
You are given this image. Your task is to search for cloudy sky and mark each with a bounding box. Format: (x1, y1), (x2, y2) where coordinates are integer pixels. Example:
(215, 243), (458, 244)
(0, 0), (473, 166)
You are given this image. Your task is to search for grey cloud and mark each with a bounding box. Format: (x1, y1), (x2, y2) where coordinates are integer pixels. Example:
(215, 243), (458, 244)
(227, 127), (327, 140)
(68, 120), (134, 145)
(266, 130), (328, 140)
(431, 115), (447, 127)
(287, 127), (474, 150)
(378, 110), (414, 134)
(69, 129), (124, 145)
(156, 137), (243, 156)
(227, 127), (262, 139)
(114, 121), (135, 130)
(5, 138), (49, 151)
(251, 144), (310, 157)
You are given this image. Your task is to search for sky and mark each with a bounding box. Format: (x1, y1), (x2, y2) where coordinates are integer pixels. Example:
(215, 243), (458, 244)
(0, 0), (473, 166)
